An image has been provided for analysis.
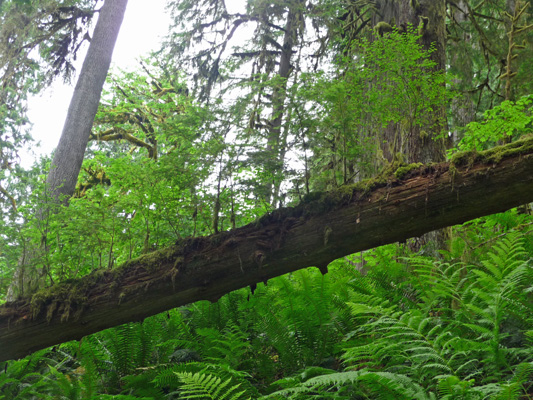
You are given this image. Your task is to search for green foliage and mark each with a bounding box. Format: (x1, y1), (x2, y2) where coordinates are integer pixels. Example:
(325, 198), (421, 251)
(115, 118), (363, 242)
(174, 371), (250, 400)
(453, 94), (533, 152)
(1, 213), (532, 398)
(296, 26), (449, 190)
(354, 27), (447, 134)
(266, 370), (436, 399)
(267, 231), (533, 399)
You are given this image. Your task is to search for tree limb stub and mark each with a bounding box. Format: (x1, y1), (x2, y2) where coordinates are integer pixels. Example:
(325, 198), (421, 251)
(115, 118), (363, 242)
(1, 137), (533, 362)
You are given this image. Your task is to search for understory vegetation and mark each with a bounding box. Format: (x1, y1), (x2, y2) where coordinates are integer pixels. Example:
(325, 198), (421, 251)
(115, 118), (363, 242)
(1, 214), (532, 399)
(1, 0), (533, 398)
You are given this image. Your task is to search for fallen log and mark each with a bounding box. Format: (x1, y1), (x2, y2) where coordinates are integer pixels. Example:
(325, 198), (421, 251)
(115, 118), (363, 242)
(1, 137), (532, 361)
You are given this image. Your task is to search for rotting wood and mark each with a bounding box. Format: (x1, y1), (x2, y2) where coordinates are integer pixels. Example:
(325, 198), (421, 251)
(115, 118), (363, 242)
(1, 137), (533, 362)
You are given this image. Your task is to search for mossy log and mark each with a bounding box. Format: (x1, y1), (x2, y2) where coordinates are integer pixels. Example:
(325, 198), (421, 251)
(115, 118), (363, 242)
(1, 137), (533, 362)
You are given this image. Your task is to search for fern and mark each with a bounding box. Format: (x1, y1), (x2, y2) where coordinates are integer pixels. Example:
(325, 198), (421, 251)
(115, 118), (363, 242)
(437, 376), (483, 399)
(339, 234), (533, 396)
(92, 395), (152, 399)
(458, 236), (531, 379)
(153, 361), (259, 399)
(175, 371), (250, 400)
(264, 370), (435, 399)
(411, 258), (471, 315)
(344, 298), (458, 386)
(197, 326), (251, 368)
(0, 349), (55, 399)
(3, 223), (531, 399)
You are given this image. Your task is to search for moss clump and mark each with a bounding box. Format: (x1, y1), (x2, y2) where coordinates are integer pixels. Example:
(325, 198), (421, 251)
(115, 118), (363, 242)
(292, 160), (426, 218)
(394, 163), (423, 179)
(480, 135), (533, 163)
(293, 160), (429, 218)
(449, 149), (477, 167)
(450, 135), (533, 166)
(117, 245), (181, 274)
(301, 191), (327, 204)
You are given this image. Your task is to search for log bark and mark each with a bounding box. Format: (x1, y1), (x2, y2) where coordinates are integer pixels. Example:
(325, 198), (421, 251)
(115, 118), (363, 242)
(1, 137), (533, 362)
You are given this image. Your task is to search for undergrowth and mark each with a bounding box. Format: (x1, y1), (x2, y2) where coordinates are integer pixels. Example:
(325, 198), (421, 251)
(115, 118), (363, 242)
(1, 212), (532, 399)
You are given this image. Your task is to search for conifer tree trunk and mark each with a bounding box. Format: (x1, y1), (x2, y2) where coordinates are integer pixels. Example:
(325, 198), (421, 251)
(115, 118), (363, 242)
(372, 0), (448, 164)
(46, 0), (128, 203)
(266, 0), (303, 207)
(449, 0), (476, 144)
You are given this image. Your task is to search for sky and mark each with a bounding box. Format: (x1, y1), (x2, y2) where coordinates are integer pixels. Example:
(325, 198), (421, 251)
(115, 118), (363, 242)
(25, 0), (172, 164)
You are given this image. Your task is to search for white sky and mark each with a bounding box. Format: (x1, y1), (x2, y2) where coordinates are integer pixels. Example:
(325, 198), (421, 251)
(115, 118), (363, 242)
(25, 0), (172, 164)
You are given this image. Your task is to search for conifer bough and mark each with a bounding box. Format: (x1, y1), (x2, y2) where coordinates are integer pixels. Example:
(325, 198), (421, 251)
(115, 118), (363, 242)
(1, 137), (533, 362)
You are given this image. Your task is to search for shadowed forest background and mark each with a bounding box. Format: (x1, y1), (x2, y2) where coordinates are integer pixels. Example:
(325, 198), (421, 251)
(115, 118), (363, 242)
(1, 0), (533, 398)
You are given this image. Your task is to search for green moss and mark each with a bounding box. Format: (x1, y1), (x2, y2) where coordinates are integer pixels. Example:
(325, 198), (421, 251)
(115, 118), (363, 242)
(394, 163), (423, 179)
(293, 137), (533, 221)
(26, 234), (204, 322)
(293, 163), (418, 218)
(481, 135), (533, 163)
(301, 191), (327, 204)
(117, 245), (181, 274)
(30, 279), (89, 322)
(374, 21), (394, 35)
(450, 135), (533, 166)
(296, 169), (407, 216)
(450, 149), (477, 167)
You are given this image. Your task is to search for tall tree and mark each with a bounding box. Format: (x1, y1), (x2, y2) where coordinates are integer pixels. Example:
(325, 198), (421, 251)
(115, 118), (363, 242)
(164, 0), (312, 208)
(264, 0), (305, 206)
(45, 0), (128, 204)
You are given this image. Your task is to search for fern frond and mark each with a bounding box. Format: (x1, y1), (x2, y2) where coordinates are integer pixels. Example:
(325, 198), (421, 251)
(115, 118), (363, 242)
(267, 370), (435, 400)
(357, 371), (436, 400)
(176, 371), (250, 400)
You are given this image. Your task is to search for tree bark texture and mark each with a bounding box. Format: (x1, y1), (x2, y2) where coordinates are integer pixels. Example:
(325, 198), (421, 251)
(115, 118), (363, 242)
(1, 137), (532, 362)
(46, 0), (128, 203)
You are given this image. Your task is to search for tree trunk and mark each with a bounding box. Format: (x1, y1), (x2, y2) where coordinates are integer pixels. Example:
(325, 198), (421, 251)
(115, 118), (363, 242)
(373, 0), (448, 164)
(1, 137), (532, 362)
(266, 0), (303, 206)
(448, 0), (476, 145)
(45, 0), (128, 204)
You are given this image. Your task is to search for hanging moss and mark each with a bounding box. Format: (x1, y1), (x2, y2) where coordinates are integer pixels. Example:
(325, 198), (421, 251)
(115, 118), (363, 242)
(29, 277), (94, 322)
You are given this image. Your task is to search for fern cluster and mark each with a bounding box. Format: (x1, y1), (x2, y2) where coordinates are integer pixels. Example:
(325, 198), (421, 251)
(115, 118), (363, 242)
(266, 233), (533, 399)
